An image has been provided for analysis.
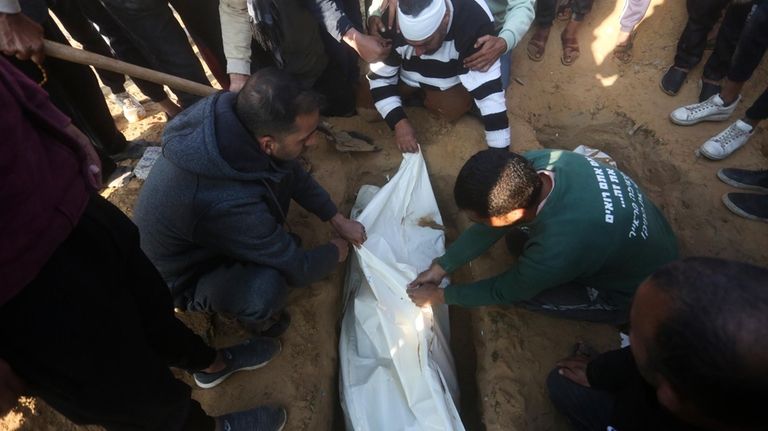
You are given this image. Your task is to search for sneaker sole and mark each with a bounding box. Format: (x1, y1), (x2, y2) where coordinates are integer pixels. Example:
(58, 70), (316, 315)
(670, 112), (732, 126)
(722, 195), (768, 223)
(194, 341), (282, 389)
(717, 170), (768, 193)
(699, 146), (729, 160)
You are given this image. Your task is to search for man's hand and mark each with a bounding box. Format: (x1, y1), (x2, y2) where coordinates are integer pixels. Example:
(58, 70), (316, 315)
(463, 35), (507, 72)
(367, 16), (386, 38)
(406, 282), (444, 307)
(555, 355), (591, 387)
(343, 28), (390, 63)
(0, 12), (44, 64)
(394, 119), (419, 153)
(331, 238), (350, 262)
(228, 73), (249, 92)
(408, 261), (447, 289)
(330, 213), (367, 246)
(0, 359), (26, 417)
(64, 123), (102, 190)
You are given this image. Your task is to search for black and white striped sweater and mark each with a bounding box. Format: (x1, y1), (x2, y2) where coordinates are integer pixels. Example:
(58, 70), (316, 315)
(367, 0), (510, 148)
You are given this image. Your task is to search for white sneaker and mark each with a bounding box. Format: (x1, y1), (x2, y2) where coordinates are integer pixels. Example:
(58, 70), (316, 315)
(699, 120), (754, 160)
(112, 91), (146, 123)
(669, 94), (740, 126)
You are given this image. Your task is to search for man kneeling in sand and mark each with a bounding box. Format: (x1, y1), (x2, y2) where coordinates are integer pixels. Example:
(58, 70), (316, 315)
(135, 69), (365, 352)
(407, 148), (678, 324)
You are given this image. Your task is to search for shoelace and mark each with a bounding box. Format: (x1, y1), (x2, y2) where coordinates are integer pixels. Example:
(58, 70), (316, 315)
(686, 100), (719, 115)
(715, 126), (749, 149)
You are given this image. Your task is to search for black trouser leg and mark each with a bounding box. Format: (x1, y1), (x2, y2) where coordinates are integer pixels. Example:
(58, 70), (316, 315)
(535, 0), (558, 26)
(674, 0), (731, 69)
(0, 196), (216, 431)
(702, 1), (752, 81)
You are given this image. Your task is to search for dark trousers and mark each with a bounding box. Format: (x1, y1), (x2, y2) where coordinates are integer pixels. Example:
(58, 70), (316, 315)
(178, 261), (288, 332)
(517, 284), (629, 325)
(674, 0), (753, 80)
(170, 0), (229, 88)
(547, 369), (615, 431)
(50, 0), (168, 101)
(535, 0), (594, 26)
(98, 0), (211, 108)
(729, 0), (768, 121)
(0, 196), (216, 431)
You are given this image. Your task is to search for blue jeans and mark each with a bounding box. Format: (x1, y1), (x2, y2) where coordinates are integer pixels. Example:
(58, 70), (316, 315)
(180, 261), (288, 331)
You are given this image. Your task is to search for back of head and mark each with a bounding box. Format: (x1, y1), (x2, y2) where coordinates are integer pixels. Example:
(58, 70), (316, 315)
(453, 149), (541, 218)
(235, 68), (321, 139)
(647, 257), (768, 429)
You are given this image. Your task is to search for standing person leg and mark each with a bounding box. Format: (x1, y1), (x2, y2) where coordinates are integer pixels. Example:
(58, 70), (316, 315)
(168, 0), (229, 88)
(696, 1), (767, 160)
(699, 1), (753, 101)
(613, 0), (652, 63)
(526, 0), (557, 61)
(661, 0), (730, 95)
(76, 0), (182, 117)
(99, 0), (211, 108)
(560, 0), (593, 66)
(0, 196), (216, 430)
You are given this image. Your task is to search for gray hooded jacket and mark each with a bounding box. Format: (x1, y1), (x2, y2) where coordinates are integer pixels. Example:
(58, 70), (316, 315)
(134, 92), (338, 296)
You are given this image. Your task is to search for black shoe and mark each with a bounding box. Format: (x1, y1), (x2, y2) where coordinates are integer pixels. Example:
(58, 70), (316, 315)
(193, 337), (281, 388)
(660, 66), (688, 96)
(722, 193), (768, 222)
(717, 168), (768, 193)
(699, 80), (721, 102)
(217, 406), (287, 431)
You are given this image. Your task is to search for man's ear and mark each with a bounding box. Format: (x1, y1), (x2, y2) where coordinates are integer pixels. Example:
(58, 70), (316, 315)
(258, 135), (276, 155)
(656, 378), (682, 414)
(487, 208), (526, 227)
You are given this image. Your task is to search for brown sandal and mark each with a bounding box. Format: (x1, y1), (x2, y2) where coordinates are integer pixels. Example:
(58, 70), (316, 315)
(556, 0), (573, 21)
(561, 34), (580, 66)
(527, 26), (551, 62)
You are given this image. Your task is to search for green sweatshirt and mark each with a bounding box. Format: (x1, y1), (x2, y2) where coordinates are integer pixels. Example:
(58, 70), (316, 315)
(440, 149), (678, 308)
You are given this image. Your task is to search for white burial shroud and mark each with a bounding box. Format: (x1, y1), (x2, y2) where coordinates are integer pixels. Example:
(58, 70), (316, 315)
(339, 152), (464, 431)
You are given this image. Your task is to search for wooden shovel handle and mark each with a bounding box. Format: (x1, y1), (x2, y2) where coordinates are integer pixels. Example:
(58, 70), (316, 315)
(43, 40), (218, 97)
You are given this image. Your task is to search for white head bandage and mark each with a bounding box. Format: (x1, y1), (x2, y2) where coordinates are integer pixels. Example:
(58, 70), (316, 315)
(397, 0), (446, 42)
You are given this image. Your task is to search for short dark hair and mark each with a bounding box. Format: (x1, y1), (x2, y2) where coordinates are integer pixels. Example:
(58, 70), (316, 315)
(646, 257), (768, 429)
(453, 149), (542, 218)
(399, 0), (434, 16)
(235, 68), (321, 139)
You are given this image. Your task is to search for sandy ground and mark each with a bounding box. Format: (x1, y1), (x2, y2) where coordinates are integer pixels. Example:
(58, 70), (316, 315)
(3, 0), (767, 430)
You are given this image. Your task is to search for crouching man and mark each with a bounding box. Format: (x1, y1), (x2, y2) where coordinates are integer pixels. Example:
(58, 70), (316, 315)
(135, 68), (365, 339)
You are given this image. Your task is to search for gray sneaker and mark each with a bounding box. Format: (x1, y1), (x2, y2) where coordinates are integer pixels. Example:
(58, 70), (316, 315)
(217, 406), (287, 431)
(194, 337), (281, 388)
(717, 168), (768, 193)
(670, 94), (740, 126)
(722, 193), (768, 223)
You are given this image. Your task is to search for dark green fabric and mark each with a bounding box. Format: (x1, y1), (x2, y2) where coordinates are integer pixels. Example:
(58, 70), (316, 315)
(441, 149), (678, 308)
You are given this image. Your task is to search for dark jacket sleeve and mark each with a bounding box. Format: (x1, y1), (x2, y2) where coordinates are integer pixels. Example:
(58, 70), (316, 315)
(304, 0), (354, 41)
(193, 197), (338, 286)
(586, 347), (638, 392)
(291, 164), (338, 221)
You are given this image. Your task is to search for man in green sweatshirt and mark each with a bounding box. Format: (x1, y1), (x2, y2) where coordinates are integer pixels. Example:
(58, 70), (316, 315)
(407, 149), (678, 324)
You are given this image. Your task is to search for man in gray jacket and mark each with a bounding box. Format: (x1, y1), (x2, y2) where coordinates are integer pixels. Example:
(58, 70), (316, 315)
(135, 68), (365, 336)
